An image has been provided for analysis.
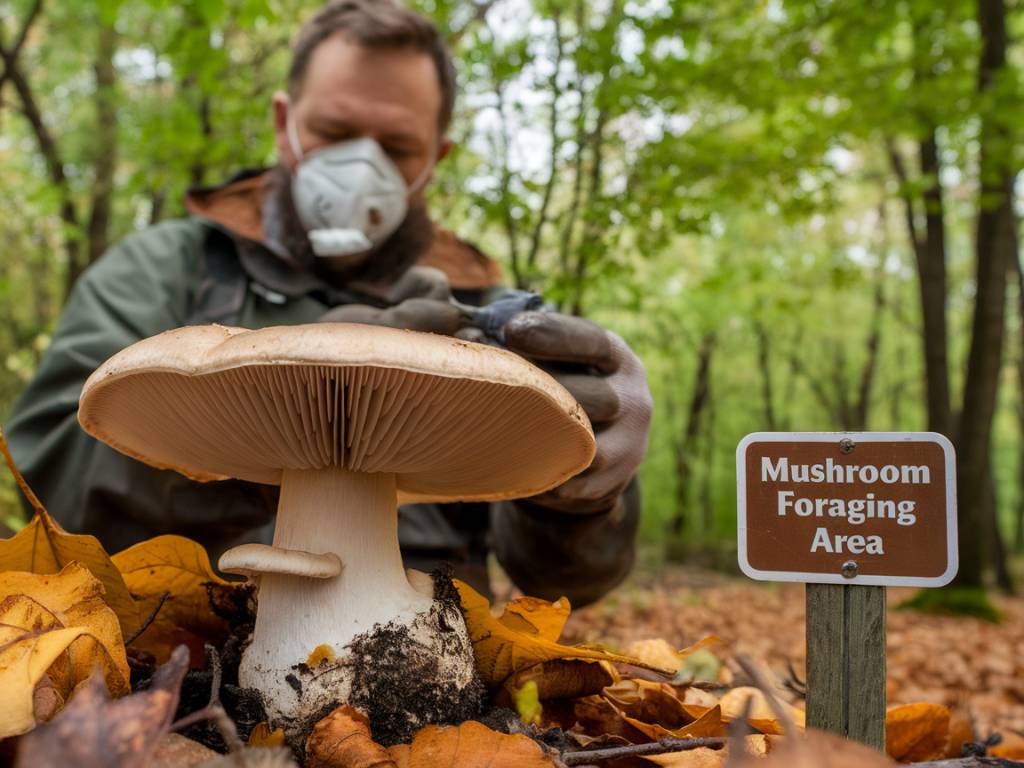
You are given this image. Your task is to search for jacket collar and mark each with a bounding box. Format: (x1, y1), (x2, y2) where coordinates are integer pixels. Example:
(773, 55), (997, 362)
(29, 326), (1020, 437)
(184, 169), (504, 296)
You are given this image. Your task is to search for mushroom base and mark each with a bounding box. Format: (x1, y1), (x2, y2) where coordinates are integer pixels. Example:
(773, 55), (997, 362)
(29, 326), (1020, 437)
(242, 597), (482, 748)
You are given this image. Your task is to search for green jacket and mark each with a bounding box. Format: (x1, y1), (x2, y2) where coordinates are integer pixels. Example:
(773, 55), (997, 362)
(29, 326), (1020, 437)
(5, 178), (637, 604)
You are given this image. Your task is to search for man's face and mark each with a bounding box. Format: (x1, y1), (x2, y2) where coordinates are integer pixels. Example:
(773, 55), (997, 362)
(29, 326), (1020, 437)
(273, 35), (451, 202)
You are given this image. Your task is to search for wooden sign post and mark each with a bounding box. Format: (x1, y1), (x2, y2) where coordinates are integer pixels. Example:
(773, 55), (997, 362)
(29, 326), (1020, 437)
(736, 432), (957, 750)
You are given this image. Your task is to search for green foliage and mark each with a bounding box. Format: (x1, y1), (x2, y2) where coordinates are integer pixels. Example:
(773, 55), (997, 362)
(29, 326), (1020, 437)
(898, 587), (1004, 623)
(0, 0), (1022, 584)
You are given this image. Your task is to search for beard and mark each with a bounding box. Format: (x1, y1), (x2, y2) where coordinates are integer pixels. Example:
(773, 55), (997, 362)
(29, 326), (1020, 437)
(265, 164), (435, 287)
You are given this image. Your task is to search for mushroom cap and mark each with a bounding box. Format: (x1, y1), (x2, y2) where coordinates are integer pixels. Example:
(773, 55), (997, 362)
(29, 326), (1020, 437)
(78, 323), (596, 503)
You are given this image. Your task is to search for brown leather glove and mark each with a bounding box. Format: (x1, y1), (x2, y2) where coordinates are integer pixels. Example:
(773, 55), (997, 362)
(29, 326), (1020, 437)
(500, 311), (653, 515)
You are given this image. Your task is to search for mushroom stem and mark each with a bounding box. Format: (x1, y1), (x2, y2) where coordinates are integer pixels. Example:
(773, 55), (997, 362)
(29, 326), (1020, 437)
(239, 467), (434, 712)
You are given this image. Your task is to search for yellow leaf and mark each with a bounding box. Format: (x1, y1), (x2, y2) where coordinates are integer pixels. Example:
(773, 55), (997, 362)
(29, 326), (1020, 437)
(718, 686), (805, 735)
(0, 626), (116, 738)
(307, 644), (336, 666)
(624, 636), (721, 675)
(0, 563), (129, 696)
(885, 702), (950, 762)
(0, 430), (141, 637)
(498, 596), (571, 642)
(111, 534), (241, 662)
(455, 579), (674, 687)
(512, 680), (543, 725)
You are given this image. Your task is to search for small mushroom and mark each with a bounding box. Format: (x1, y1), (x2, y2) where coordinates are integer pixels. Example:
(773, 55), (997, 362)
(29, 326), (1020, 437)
(78, 323), (595, 741)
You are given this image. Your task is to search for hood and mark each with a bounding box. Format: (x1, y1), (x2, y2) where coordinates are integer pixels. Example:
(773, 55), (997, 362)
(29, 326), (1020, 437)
(184, 170), (504, 291)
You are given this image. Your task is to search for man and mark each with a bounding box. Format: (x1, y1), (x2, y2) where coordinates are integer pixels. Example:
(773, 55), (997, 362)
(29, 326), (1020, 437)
(4, 0), (652, 606)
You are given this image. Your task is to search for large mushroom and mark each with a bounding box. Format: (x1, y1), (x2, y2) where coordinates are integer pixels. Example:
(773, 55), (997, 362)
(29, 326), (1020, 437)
(78, 323), (595, 742)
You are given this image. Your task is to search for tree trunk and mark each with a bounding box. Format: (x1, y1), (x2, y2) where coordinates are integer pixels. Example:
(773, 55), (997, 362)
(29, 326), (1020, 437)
(669, 332), (716, 537)
(955, 0), (1014, 589)
(86, 19), (117, 265)
(754, 319), (778, 431)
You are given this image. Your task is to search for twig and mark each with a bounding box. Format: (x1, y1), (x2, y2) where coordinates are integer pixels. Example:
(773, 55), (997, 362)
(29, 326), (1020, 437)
(907, 759), (1024, 767)
(169, 646), (245, 760)
(561, 737), (727, 765)
(124, 592), (171, 646)
(735, 655), (797, 735)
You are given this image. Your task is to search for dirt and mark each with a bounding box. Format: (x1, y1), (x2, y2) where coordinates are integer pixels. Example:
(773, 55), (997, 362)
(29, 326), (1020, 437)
(343, 567), (486, 746)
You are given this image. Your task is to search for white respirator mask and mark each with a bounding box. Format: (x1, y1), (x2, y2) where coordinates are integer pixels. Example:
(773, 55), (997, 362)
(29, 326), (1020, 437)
(286, 108), (433, 264)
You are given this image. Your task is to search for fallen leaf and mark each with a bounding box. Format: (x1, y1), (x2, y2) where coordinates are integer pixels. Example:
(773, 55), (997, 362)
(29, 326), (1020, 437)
(944, 707), (974, 758)
(14, 644), (188, 765)
(624, 637), (721, 676)
(641, 746), (725, 767)
(623, 703), (725, 741)
(512, 679), (543, 725)
(0, 431), (141, 637)
(499, 595), (571, 641)
(389, 720), (557, 767)
(0, 563), (130, 694)
(885, 702), (950, 762)
(455, 579), (674, 687)
(249, 721), (286, 748)
(717, 686), (805, 735)
(305, 705), (398, 768)
(991, 731), (1024, 759)
(0, 625), (130, 738)
(499, 659), (616, 709)
(603, 678), (691, 729)
(111, 534), (241, 663)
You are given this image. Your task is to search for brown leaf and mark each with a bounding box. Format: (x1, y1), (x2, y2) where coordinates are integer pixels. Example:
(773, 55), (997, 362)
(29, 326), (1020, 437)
(305, 705), (397, 768)
(455, 579), (673, 687)
(885, 702), (950, 762)
(14, 645), (190, 768)
(389, 720), (557, 767)
(249, 721), (287, 748)
(499, 659), (616, 707)
(622, 704), (725, 742)
(603, 678), (691, 729)
(111, 534), (242, 663)
(0, 430), (141, 637)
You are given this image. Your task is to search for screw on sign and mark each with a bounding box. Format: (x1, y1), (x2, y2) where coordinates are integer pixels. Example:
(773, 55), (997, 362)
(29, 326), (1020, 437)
(736, 432), (958, 751)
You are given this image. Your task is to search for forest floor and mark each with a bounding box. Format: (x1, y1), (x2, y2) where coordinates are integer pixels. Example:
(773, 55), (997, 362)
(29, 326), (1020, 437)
(540, 558), (1024, 740)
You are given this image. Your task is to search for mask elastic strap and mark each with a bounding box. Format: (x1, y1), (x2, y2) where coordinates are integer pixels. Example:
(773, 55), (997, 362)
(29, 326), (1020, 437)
(285, 103), (304, 164)
(406, 147), (437, 196)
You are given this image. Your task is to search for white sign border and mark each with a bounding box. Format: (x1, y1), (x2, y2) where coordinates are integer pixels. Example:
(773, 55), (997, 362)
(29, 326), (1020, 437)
(736, 431), (958, 588)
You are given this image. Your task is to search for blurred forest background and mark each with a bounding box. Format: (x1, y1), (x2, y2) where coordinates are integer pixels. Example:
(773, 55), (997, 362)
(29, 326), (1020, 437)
(0, 0), (1021, 592)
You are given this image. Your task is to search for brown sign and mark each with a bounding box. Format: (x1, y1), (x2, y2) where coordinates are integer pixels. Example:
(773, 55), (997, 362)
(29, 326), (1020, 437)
(737, 433), (957, 587)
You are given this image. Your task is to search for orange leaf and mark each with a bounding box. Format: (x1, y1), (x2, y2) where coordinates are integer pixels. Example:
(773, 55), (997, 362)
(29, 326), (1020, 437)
(624, 637), (721, 675)
(306, 705), (396, 768)
(885, 703), (950, 762)
(990, 731), (1024, 759)
(389, 720), (556, 767)
(248, 721), (286, 748)
(455, 579), (673, 687)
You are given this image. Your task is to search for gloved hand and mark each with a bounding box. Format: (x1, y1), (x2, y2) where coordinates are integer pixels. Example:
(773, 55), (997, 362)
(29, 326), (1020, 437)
(499, 311), (653, 515)
(319, 266), (462, 335)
